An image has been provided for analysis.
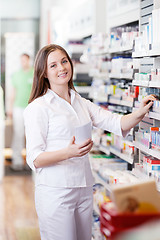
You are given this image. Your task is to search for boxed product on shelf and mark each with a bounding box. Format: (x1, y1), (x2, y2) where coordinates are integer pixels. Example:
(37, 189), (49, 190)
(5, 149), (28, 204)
(98, 167), (136, 186)
(92, 213), (104, 240)
(89, 154), (117, 172)
(135, 130), (150, 148)
(150, 127), (160, 151)
(143, 155), (160, 176)
(93, 183), (110, 214)
(111, 179), (160, 214)
(100, 201), (160, 240)
(111, 134), (134, 156)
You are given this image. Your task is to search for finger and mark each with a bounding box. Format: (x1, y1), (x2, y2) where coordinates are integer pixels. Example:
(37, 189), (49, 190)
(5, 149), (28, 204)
(70, 136), (75, 145)
(79, 139), (92, 148)
(79, 142), (93, 154)
(145, 101), (154, 111)
(78, 151), (90, 157)
(143, 95), (156, 103)
(78, 148), (92, 156)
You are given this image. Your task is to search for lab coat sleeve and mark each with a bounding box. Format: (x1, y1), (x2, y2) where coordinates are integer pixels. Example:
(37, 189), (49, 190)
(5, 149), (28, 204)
(84, 98), (128, 137)
(23, 102), (48, 172)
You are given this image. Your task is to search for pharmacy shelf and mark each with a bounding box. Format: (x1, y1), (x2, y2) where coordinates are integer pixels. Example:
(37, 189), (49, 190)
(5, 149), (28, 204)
(110, 147), (134, 164)
(131, 168), (149, 180)
(93, 97), (108, 103)
(109, 44), (133, 54)
(132, 169), (160, 192)
(93, 202), (100, 215)
(148, 111), (160, 121)
(89, 70), (109, 80)
(109, 73), (133, 80)
(75, 86), (92, 93)
(132, 51), (149, 58)
(132, 80), (149, 87)
(132, 49), (160, 58)
(133, 141), (160, 159)
(149, 81), (160, 88)
(132, 80), (160, 88)
(99, 145), (110, 155)
(90, 49), (109, 56)
(92, 170), (111, 193)
(108, 98), (133, 108)
(99, 144), (134, 164)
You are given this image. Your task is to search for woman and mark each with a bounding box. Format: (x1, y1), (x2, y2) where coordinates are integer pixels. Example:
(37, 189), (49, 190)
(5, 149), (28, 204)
(23, 44), (156, 240)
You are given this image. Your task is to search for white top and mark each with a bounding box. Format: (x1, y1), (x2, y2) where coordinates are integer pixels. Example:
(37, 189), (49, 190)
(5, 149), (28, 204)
(23, 89), (123, 187)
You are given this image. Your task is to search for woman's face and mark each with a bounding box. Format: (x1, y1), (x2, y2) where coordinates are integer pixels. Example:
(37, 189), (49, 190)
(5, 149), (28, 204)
(46, 49), (72, 89)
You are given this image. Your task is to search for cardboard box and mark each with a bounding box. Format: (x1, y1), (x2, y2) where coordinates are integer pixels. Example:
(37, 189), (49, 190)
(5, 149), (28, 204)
(111, 179), (160, 213)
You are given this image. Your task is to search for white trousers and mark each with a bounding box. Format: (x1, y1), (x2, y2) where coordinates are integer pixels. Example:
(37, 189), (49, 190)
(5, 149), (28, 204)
(12, 107), (25, 166)
(35, 185), (93, 240)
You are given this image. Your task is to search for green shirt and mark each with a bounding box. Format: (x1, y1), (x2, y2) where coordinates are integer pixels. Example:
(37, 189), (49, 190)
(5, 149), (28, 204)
(11, 68), (33, 108)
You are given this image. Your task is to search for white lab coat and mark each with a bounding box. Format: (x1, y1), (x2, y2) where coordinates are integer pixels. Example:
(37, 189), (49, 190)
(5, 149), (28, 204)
(23, 88), (124, 240)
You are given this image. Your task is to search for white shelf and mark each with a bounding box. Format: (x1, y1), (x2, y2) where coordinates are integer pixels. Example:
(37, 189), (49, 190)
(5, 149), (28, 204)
(99, 145), (134, 164)
(90, 49), (109, 56)
(108, 98), (133, 108)
(93, 202), (100, 215)
(132, 51), (149, 58)
(132, 80), (160, 88)
(149, 81), (160, 88)
(132, 49), (160, 58)
(133, 141), (160, 159)
(109, 45), (133, 54)
(99, 145), (110, 155)
(132, 80), (149, 87)
(109, 73), (133, 80)
(93, 97), (108, 103)
(132, 169), (160, 192)
(75, 86), (91, 93)
(110, 147), (134, 164)
(148, 111), (160, 121)
(150, 49), (160, 57)
(132, 168), (150, 180)
(92, 170), (111, 192)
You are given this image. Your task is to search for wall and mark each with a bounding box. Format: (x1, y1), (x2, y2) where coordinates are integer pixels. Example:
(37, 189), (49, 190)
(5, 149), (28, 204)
(0, 0), (40, 18)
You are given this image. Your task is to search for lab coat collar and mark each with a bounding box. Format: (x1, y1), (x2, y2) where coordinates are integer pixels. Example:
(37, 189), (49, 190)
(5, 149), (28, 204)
(44, 88), (76, 104)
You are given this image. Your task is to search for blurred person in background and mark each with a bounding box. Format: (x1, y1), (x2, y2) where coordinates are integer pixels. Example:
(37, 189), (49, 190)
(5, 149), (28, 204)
(7, 53), (33, 170)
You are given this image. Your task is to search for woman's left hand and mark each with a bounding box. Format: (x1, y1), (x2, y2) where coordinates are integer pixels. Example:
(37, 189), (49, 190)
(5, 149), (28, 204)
(121, 94), (157, 134)
(138, 94), (157, 117)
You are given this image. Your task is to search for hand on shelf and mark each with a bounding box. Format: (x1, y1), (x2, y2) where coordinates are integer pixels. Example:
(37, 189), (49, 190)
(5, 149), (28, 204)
(138, 94), (157, 116)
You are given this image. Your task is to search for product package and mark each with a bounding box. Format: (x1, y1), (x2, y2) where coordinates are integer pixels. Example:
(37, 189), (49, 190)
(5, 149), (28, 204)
(110, 179), (160, 213)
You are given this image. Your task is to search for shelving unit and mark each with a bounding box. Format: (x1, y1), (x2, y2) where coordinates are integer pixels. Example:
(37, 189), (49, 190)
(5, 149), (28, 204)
(99, 145), (110, 155)
(88, 4), (141, 206)
(92, 170), (112, 193)
(133, 141), (160, 159)
(131, 0), (160, 193)
(109, 147), (134, 164)
(89, 1), (160, 238)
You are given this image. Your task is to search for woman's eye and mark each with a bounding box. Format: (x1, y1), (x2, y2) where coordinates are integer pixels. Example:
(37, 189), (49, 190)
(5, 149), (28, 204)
(62, 60), (68, 64)
(51, 64), (56, 68)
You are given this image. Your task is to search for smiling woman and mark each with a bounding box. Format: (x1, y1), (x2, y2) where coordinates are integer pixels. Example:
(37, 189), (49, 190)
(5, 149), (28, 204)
(29, 44), (75, 103)
(23, 44), (156, 240)
(46, 50), (72, 98)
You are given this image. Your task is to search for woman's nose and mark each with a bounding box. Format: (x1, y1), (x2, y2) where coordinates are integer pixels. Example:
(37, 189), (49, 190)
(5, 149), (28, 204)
(58, 63), (65, 71)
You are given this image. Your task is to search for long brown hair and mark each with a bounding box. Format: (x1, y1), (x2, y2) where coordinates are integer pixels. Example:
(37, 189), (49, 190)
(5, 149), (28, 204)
(29, 44), (76, 103)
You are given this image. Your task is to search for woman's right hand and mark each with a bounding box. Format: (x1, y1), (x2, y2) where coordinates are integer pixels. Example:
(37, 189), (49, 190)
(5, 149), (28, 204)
(67, 136), (93, 158)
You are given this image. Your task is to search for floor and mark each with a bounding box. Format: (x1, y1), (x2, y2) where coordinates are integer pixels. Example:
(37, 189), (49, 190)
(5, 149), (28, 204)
(0, 174), (40, 240)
